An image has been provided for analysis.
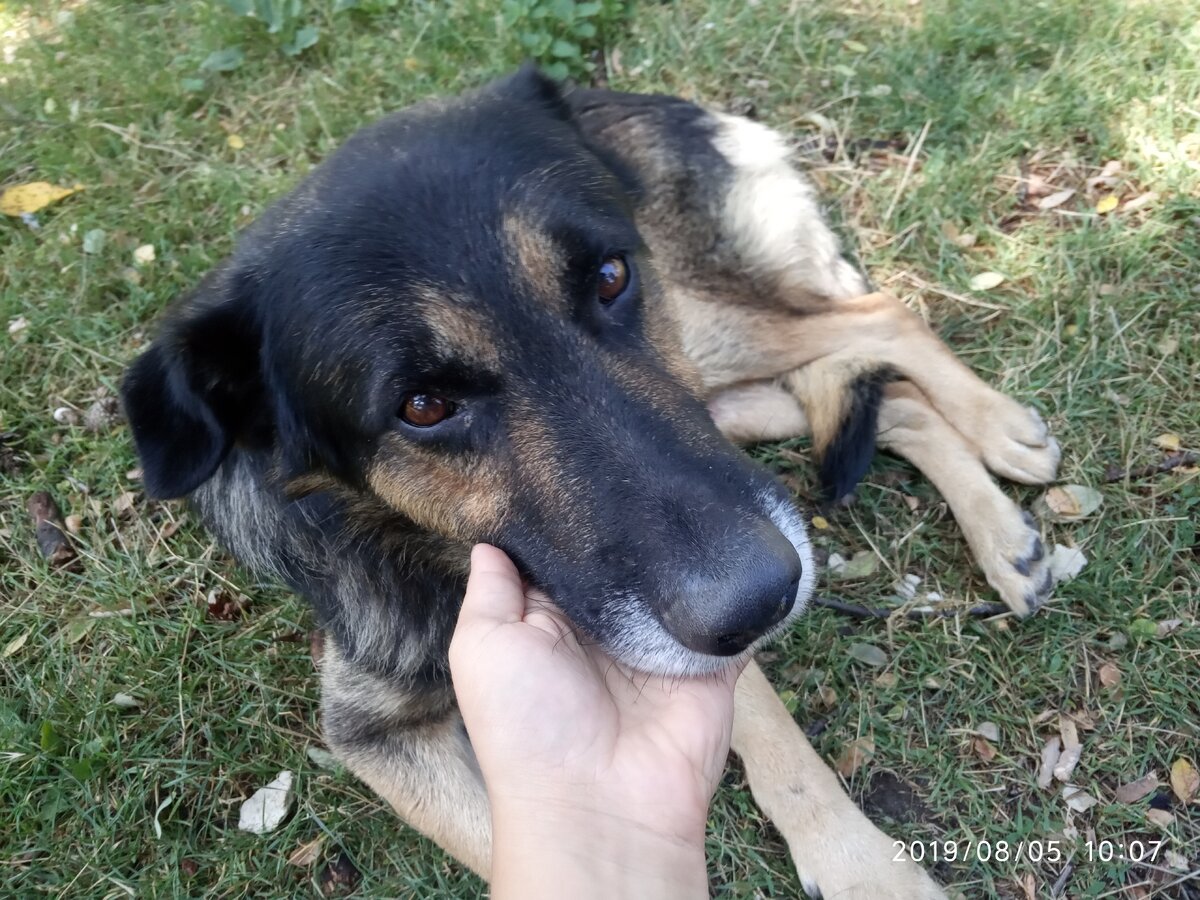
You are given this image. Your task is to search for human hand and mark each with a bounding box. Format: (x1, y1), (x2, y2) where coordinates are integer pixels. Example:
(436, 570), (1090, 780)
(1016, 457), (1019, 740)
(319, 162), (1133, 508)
(449, 543), (744, 848)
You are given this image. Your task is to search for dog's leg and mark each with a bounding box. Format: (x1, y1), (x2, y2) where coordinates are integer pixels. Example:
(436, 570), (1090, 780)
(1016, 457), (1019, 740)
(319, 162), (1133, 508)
(874, 380), (1052, 612)
(321, 642), (493, 876)
(689, 292), (1060, 487)
(706, 381), (810, 444)
(709, 380), (1051, 613)
(732, 661), (947, 899)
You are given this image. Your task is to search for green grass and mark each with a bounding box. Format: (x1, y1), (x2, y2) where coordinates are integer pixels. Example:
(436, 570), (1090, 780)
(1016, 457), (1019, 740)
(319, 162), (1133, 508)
(2, 0), (1198, 897)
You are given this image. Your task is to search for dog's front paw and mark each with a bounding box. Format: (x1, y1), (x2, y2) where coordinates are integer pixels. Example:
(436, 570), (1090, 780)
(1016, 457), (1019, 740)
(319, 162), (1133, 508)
(976, 398), (1061, 485)
(972, 502), (1054, 616)
(795, 839), (948, 900)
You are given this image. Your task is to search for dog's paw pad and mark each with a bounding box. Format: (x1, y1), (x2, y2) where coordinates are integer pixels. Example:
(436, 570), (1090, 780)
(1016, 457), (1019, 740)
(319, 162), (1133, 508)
(979, 505), (1055, 616)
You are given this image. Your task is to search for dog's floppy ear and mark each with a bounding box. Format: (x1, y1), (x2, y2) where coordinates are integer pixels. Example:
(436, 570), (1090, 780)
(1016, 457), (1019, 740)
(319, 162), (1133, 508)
(121, 268), (264, 499)
(489, 63), (572, 120)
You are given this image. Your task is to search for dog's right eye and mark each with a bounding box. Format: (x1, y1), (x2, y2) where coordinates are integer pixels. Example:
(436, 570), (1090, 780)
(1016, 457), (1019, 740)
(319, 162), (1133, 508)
(399, 393), (456, 428)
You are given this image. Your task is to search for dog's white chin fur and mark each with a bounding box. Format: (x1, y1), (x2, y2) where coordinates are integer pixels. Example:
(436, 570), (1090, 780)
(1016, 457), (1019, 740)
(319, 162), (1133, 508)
(601, 490), (817, 677)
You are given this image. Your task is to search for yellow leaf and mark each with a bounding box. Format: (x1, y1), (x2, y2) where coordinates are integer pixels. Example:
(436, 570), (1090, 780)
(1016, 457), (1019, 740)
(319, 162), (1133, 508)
(811, 515), (829, 530)
(403, 57), (421, 72)
(0, 181), (83, 216)
(843, 39), (869, 53)
(227, 134), (245, 150)
(1095, 194), (1119, 214)
(1170, 758), (1198, 804)
(2, 631), (30, 659)
(133, 243), (156, 265)
(835, 737), (875, 777)
(969, 271), (1006, 291)
(1152, 433), (1181, 451)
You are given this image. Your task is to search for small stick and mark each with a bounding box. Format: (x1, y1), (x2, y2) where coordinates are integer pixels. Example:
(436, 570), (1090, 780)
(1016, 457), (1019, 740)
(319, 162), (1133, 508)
(814, 595), (1009, 620)
(1103, 450), (1198, 483)
(26, 491), (78, 568)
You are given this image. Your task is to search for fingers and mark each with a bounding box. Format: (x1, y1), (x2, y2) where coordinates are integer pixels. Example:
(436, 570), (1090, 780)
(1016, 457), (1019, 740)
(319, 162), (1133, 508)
(459, 543), (527, 629)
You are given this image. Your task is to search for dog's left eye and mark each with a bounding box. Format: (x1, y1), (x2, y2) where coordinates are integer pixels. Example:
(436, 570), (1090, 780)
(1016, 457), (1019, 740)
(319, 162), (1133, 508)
(399, 393), (456, 428)
(597, 255), (631, 304)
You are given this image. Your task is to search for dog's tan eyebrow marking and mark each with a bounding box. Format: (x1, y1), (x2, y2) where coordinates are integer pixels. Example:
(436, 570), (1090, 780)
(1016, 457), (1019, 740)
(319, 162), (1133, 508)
(502, 213), (564, 304)
(368, 435), (510, 538)
(414, 288), (502, 369)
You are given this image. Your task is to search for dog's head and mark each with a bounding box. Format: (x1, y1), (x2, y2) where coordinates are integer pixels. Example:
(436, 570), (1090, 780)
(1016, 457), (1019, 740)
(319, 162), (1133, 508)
(122, 69), (814, 675)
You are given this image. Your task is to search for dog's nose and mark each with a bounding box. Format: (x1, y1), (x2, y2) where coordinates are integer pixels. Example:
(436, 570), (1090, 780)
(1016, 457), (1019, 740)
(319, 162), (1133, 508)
(663, 524), (803, 657)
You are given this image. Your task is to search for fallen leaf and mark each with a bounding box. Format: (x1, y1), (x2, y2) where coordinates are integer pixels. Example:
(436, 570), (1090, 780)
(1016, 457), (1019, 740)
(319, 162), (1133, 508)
(403, 56), (421, 72)
(82, 228), (106, 254)
(237, 771), (295, 834)
(318, 851), (361, 897)
(2, 631), (30, 659)
(1115, 772), (1158, 804)
(1048, 544), (1088, 582)
(1122, 191), (1158, 212)
(815, 685), (838, 709)
(306, 746), (340, 770)
(1152, 433), (1182, 451)
(64, 514), (82, 534)
(833, 549), (878, 581)
(1165, 850), (1188, 871)
(1097, 661), (1121, 688)
(1095, 194), (1119, 214)
(1156, 618), (1183, 638)
(1038, 188), (1076, 210)
(110, 692), (139, 708)
(1018, 871), (1037, 900)
(27, 491), (77, 568)
(62, 616), (97, 644)
(0, 181), (83, 216)
(1129, 618), (1160, 639)
(811, 515), (830, 530)
(969, 271), (1006, 291)
(848, 642), (888, 667)
(8, 316), (29, 337)
(1037, 737), (1061, 789)
(843, 39), (869, 53)
(1063, 784), (1098, 812)
(1054, 718), (1081, 782)
(84, 398), (120, 433)
(227, 134), (245, 150)
(1037, 484), (1103, 521)
(206, 589), (247, 622)
(180, 858), (199, 877)
(874, 671), (897, 688)
(976, 722), (1000, 742)
(972, 737), (997, 762)
(1146, 808), (1175, 828)
(835, 737), (875, 777)
(133, 243), (156, 265)
(113, 491), (137, 516)
(287, 835), (325, 867)
(1170, 758), (1198, 803)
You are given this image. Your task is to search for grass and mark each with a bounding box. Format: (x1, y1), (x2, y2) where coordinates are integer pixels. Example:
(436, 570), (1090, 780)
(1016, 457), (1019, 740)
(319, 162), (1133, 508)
(2, 0), (1198, 897)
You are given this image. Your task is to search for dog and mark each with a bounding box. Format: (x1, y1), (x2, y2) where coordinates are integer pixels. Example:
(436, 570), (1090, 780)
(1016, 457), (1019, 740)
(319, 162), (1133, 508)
(121, 67), (1061, 898)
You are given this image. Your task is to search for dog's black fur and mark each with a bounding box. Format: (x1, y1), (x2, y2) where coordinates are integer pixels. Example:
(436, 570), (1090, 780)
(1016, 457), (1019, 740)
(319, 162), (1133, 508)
(123, 68), (818, 693)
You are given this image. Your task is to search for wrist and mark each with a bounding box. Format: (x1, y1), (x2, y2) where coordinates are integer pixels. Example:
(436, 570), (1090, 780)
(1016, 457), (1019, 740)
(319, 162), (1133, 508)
(491, 796), (709, 899)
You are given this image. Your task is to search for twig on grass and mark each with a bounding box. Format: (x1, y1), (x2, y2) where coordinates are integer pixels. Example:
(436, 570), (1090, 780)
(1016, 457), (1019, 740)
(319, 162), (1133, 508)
(1103, 451), (1198, 483)
(814, 595), (1009, 620)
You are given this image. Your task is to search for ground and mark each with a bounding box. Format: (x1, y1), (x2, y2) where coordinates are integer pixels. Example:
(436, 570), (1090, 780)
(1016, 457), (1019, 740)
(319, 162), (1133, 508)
(1, 0), (1198, 897)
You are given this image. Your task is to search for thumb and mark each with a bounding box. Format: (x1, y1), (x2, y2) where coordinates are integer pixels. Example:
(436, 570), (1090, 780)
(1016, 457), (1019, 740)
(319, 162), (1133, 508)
(457, 543), (527, 630)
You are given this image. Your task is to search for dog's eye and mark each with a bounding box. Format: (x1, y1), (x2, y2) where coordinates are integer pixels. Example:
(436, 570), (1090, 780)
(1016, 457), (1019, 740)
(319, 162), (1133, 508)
(399, 393), (456, 428)
(597, 255), (630, 304)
